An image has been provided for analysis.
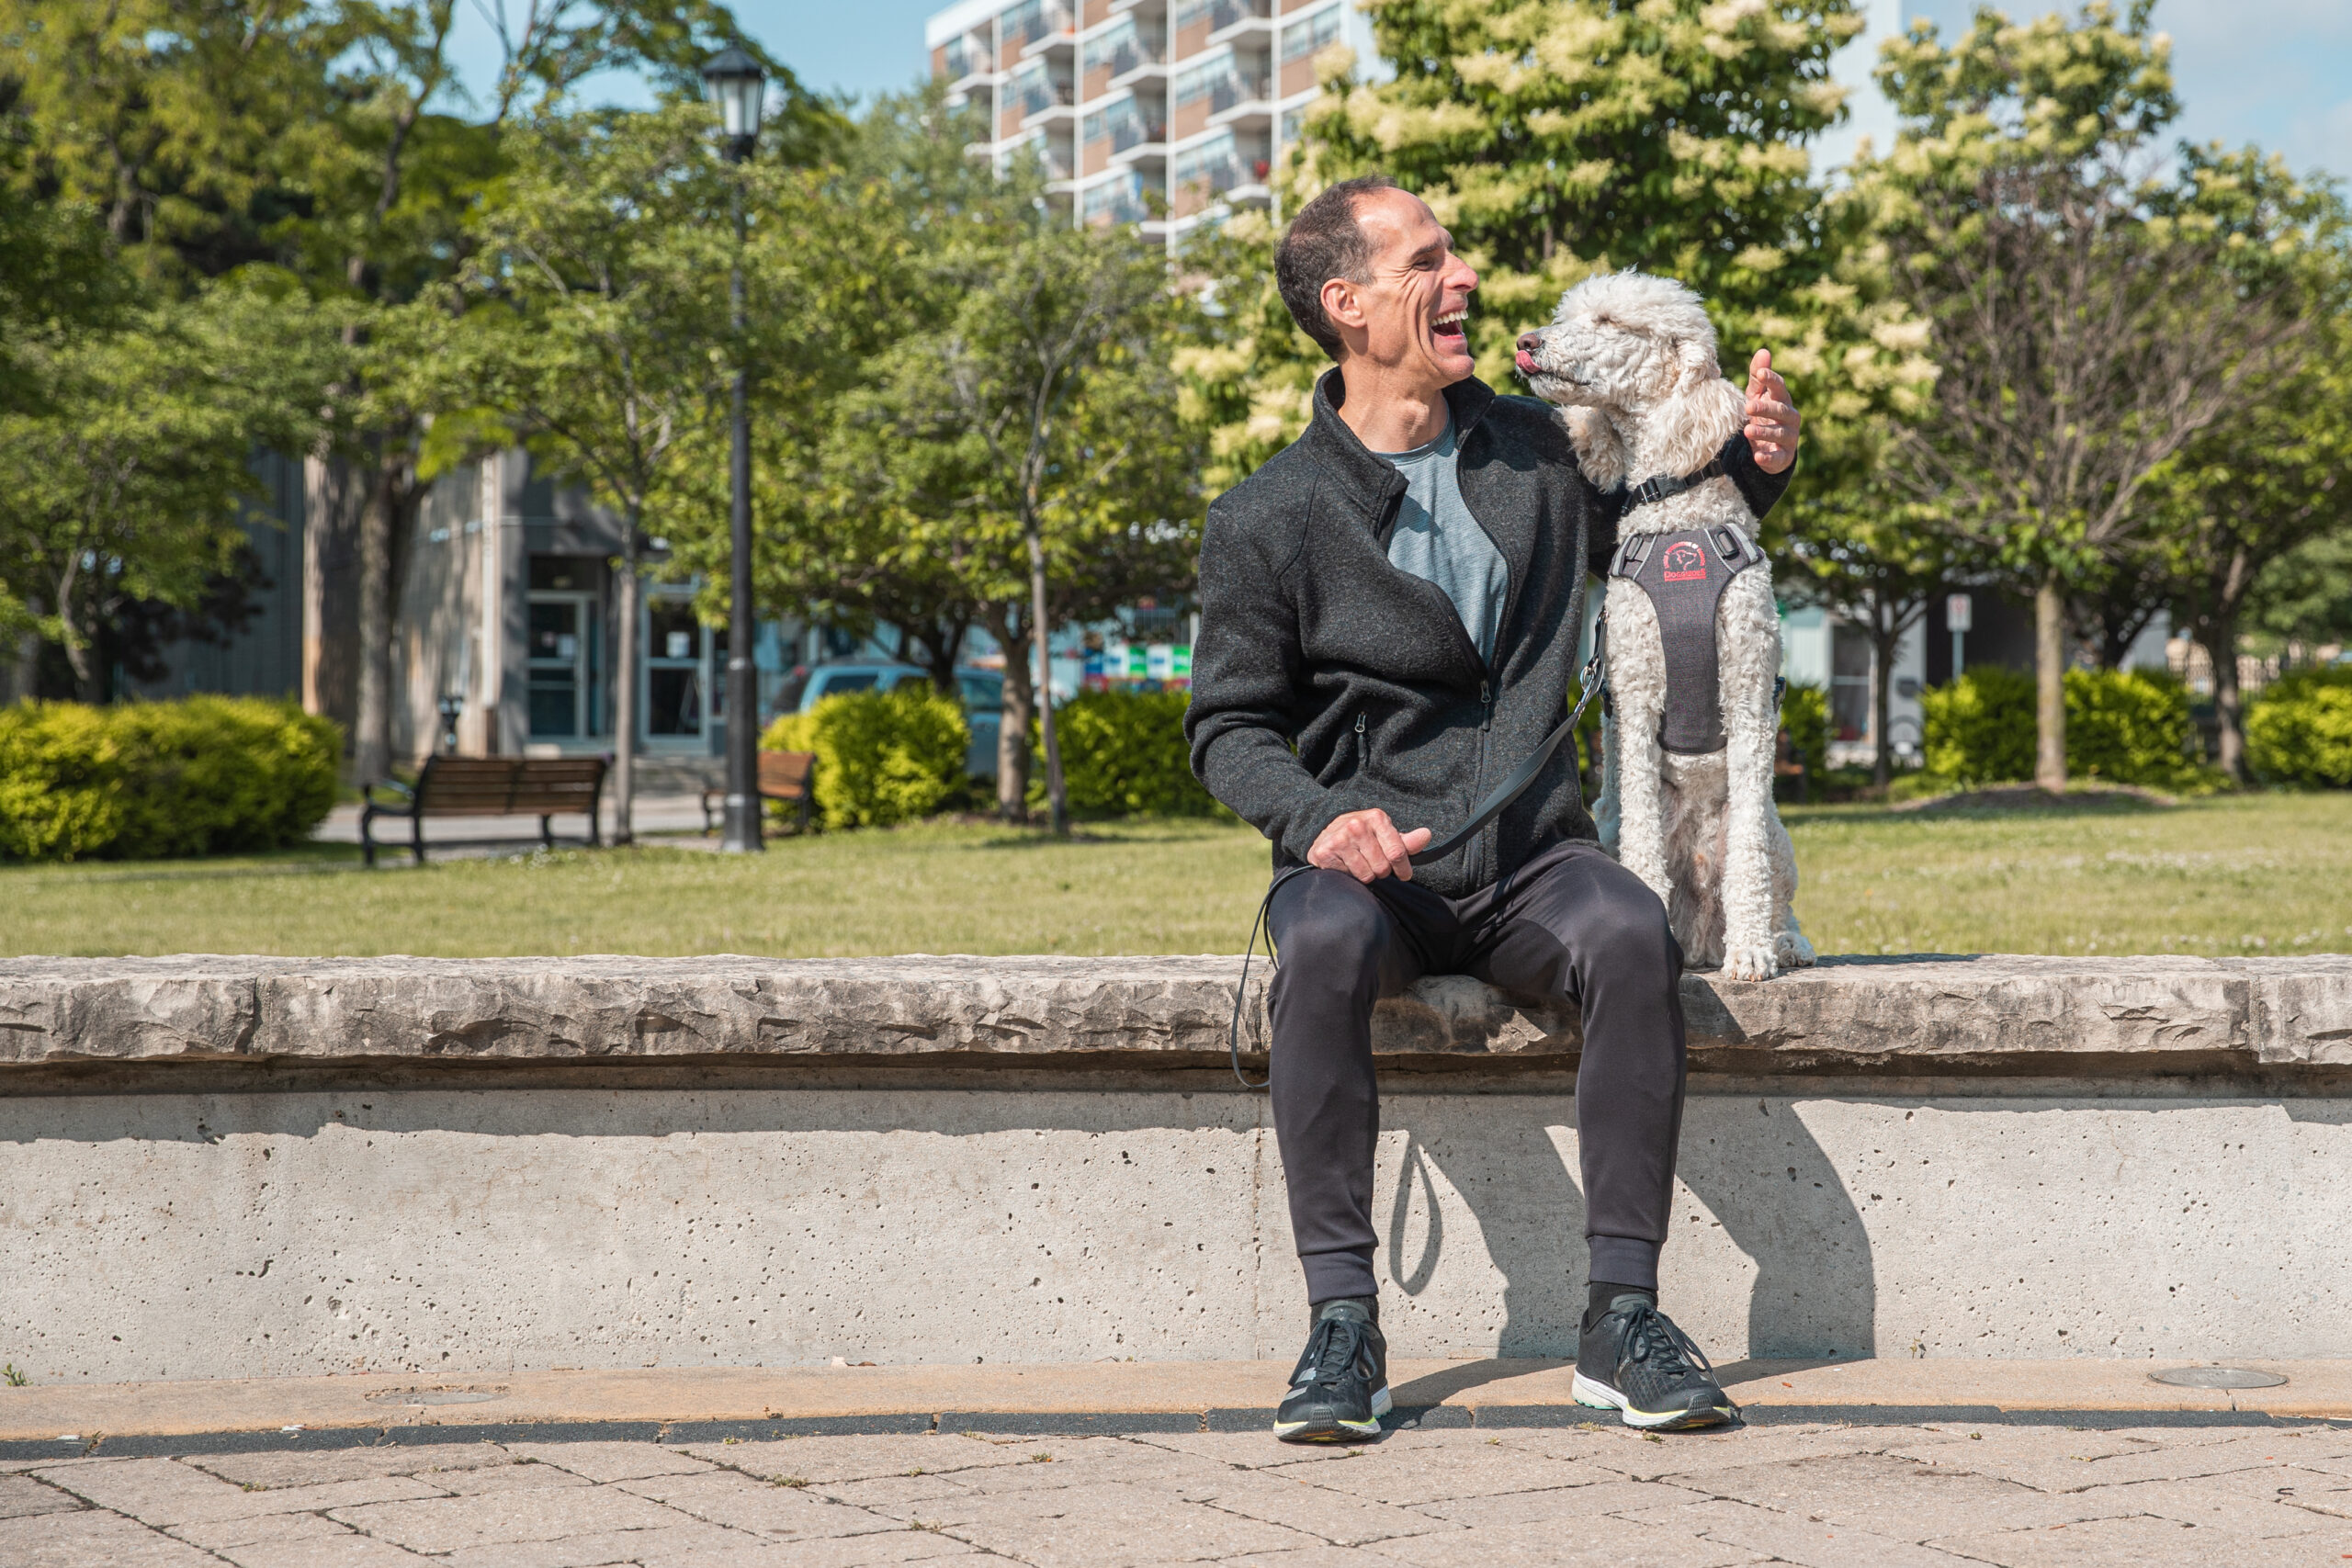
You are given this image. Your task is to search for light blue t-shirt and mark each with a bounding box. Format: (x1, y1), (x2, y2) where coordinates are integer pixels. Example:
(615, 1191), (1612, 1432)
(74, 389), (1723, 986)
(1376, 418), (1509, 664)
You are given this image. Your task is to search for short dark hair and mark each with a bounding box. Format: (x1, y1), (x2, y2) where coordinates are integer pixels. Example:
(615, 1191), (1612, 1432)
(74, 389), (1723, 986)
(1275, 175), (1396, 361)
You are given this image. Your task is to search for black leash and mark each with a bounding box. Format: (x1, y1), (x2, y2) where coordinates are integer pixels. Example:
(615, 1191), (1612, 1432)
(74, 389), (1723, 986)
(1228, 863), (1314, 1089)
(1226, 637), (1609, 1090)
(1408, 633), (1606, 865)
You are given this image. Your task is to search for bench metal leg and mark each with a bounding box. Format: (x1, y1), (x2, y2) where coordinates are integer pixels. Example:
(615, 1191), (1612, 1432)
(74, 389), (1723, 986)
(411, 813), (426, 865)
(541, 814), (555, 850)
(361, 807), (379, 869)
(587, 804), (600, 847)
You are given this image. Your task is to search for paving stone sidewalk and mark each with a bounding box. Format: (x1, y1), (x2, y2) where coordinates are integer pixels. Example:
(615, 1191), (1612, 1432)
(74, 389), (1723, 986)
(7, 1419), (2352, 1567)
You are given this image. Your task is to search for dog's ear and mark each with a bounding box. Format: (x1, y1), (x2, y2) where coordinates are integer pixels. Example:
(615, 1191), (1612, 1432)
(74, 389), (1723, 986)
(1674, 333), (1718, 390)
(1564, 406), (1626, 491)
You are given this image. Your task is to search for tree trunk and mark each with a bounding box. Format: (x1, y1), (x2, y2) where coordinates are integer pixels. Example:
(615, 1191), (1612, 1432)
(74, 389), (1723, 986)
(1027, 525), (1069, 837)
(612, 536), (640, 845)
(2202, 606), (2245, 784)
(301, 453), (364, 739)
(2034, 571), (2068, 794)
(983, 604), (1033, 823)
(352, 455), (398, 784)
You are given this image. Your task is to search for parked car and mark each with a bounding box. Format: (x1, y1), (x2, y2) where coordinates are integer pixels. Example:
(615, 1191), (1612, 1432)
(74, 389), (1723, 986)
(776, 662), (1004, 779)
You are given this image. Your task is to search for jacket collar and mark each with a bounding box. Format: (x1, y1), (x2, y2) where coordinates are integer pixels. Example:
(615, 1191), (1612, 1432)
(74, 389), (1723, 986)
(1303, 368), (1498, 512)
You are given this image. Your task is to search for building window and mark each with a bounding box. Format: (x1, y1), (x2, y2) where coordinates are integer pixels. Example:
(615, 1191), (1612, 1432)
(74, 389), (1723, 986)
(1174, 131), (1240, 197)
(1173, 49), (1234, 105)
(1082, 93), (1136, 145)
(1830, 623), (1872, 742)
(1281, 3), (1340, 62)
(1082, 173), (1148, 224)
(645, 597), (707, 740)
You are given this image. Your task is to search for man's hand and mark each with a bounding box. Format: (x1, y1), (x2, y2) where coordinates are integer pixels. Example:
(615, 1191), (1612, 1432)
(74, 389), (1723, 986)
(1308, 808), (1433, 883)
(1744, 350), (1801, 475)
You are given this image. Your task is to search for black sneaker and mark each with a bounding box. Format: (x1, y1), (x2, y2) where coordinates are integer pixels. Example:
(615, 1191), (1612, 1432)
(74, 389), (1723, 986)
(1574, 1293), (1737, 1431)
(1273, 1299), (1390, 1443)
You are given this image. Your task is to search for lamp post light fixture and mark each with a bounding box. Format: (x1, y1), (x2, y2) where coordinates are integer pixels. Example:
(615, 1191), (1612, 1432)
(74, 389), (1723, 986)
(703, 44), (766, 853)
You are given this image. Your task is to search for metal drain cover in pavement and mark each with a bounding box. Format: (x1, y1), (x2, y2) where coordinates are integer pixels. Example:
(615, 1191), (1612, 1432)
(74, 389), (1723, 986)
(2149, 1366), (2286, 1389)
(364, 1386), (508, 1406)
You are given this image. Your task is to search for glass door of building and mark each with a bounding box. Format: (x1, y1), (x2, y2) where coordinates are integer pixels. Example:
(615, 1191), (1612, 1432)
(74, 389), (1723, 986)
(643, 592), (712, 749)
(527, 593), (596, 739)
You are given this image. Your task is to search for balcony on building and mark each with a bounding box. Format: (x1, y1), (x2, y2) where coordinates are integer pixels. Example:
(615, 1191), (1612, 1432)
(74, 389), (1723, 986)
(1170, 128), (1268, 220)
(1204, 0), (1273, 48)
(1013, 0), (1078, 58)
(1080, 168), (1162, 228)
(939, 33), (996, 89)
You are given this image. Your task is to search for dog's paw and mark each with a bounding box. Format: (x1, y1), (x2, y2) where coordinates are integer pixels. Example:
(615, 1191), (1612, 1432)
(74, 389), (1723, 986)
(1722, 943), (1781, 982)
(1776, 930), (1817, 968)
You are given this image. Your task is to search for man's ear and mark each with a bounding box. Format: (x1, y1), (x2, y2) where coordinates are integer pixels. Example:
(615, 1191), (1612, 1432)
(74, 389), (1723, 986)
(1319, 276), (1363, 334)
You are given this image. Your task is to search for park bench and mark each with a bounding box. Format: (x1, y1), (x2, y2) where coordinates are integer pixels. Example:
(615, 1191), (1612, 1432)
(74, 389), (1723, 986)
(700, 749), (818, 836)
(359, 755), (606, 866)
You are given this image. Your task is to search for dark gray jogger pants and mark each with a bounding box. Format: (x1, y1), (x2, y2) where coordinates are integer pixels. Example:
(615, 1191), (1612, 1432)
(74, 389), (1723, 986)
(1264, 840), (1688, 1304)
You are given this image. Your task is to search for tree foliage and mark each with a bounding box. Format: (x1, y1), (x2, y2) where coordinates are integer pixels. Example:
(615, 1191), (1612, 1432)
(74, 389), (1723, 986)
(0, 277), (345, 694)
(1844, 1), (2321, 789)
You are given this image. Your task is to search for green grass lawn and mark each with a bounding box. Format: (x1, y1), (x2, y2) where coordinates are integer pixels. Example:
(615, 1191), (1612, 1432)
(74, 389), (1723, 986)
(8, 792), (2348, 959)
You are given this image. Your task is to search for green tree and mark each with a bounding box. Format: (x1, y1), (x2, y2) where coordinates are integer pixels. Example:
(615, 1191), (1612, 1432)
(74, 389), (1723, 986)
(2245, 530), (2352, 659)
(2125, 148), (2352, 781)
(1297, 0), (1862, 378)
(1846, 2), (2317, 792)
(656, 86), (987, 697)
(0, 277), (345, 697)
(829, 219), (1202, 831)
(411, 104), (739, 838)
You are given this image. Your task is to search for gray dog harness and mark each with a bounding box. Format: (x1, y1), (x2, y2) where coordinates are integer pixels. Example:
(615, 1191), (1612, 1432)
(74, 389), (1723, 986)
(1609, 520), (1765, 754)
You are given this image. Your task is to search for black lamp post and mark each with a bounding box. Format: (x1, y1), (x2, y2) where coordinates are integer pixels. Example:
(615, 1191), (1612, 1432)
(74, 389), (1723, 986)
(703, 44), (765, 853)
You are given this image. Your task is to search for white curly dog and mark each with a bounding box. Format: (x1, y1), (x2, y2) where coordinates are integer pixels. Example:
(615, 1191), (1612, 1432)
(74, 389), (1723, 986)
(1517, 272), (1814, 981)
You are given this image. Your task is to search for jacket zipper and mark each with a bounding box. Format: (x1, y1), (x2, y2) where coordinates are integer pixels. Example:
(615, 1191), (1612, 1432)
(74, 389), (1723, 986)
(1461, 429), (1521, 886)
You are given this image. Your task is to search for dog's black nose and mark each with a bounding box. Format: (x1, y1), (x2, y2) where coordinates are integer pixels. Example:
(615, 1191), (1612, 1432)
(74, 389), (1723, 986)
(1516, 331), (1543, 355)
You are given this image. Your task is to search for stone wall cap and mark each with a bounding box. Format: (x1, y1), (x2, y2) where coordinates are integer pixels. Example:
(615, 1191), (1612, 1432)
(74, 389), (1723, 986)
(2, 952), (2346, 1070)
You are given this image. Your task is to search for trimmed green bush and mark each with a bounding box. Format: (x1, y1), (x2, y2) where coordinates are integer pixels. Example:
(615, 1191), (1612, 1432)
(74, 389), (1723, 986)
(2064, 669), (2209, 788)
(2246, 665), (2352, 787)
(762, 684), (969, 830)
(1923, 666), (2211, 789)
(0, 702), (124, 860)
(1037, 690), (1227, 818)
(0, 696), (340, 862)
(1780, 681), (1828, 776)
(1921, 666), (2037, 784)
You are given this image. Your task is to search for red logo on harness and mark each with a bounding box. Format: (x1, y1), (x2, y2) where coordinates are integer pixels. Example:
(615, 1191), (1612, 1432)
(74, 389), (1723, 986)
(1661, 541), (1707, 581)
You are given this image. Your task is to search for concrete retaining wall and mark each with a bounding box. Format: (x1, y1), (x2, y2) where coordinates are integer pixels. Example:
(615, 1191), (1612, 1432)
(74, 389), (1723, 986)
(4, 954), (2349, 1382)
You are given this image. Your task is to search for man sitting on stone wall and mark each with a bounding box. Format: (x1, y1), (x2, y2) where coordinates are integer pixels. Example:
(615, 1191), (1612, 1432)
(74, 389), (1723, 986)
(1184, 175), (1802, 1441)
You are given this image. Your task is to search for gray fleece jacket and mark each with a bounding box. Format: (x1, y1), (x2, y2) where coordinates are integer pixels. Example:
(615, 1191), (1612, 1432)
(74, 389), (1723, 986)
(1184, 368), (1790, 898)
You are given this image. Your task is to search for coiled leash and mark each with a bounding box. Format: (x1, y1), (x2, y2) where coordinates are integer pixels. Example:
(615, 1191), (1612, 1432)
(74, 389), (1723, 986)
(1227, 638), (1609, 1089)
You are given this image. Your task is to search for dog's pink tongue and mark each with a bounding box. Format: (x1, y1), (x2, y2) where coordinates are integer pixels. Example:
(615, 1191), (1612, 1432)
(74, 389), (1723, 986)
(1514, 348), (1536, 376)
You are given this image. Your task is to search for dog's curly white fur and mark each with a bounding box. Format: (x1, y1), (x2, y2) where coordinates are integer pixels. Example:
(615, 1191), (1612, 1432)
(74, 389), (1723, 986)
(1522, 272), (1813, 981)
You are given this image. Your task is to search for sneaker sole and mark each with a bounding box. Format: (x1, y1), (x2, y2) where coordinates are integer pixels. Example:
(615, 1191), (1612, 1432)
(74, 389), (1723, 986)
(1571, 1371), (1736, 1432)
(1272, 1384), (1393, 1443)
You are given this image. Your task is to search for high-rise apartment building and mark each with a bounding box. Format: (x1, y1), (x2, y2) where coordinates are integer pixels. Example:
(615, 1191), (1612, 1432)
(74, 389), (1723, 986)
(924, 0), (1365, 243)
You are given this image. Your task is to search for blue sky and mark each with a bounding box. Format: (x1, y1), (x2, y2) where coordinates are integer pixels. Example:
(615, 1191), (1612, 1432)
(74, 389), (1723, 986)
(447, 0), (2348, 183)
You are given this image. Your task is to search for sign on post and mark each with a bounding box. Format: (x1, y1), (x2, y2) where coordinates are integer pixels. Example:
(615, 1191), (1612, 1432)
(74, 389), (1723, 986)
(1947, 592), (1972, 679)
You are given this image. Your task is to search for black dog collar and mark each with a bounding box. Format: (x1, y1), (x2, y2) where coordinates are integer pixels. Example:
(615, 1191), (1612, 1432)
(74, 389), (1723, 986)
(1623, 434), (1741, 512)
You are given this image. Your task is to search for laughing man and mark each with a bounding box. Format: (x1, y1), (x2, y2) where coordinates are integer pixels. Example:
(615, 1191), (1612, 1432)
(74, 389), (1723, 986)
(1184, 176), (1802, 1441)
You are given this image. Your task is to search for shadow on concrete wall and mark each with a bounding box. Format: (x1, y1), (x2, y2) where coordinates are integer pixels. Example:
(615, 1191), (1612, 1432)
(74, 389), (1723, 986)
(1383, 1095), (1878, 1361)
